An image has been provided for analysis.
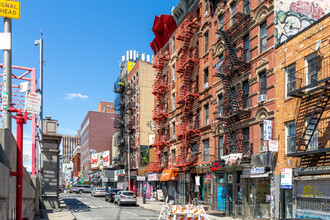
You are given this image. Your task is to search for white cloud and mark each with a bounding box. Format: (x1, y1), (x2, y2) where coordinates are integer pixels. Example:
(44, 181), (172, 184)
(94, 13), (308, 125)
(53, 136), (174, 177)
(64, 93), (88, 100)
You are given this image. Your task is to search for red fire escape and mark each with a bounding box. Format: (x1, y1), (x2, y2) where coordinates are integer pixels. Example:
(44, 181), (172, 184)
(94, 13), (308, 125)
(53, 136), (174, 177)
(172, 17), (201, 171)
(151, 49), (171, 172)
(216, 0), (252, 155)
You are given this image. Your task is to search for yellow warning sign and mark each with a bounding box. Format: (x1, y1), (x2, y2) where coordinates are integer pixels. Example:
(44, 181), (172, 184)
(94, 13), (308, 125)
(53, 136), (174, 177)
(0, 0), (20, 20)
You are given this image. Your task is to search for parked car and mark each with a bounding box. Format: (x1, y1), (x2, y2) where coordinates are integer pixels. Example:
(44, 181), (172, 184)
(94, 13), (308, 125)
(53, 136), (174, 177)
(105, 189), (120, 202)
(114, 191), (136, 206)
(72, 185), (93, 194)
(91, 188), (107, 197)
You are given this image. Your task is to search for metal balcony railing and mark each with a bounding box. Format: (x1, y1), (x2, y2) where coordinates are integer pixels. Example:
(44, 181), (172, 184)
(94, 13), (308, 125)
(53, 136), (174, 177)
(288, 56), (330, 97)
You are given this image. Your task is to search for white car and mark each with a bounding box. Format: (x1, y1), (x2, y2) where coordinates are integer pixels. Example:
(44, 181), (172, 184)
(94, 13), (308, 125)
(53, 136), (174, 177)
(114, 191), (136, 206)
(91, 188), (107, 197)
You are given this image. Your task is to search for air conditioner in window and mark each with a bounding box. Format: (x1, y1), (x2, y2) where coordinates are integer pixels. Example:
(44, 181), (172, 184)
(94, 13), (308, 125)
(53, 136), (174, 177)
(259, 145), (267, 153)
(257, 94), (267, 103)
(205, 11), (209, 16)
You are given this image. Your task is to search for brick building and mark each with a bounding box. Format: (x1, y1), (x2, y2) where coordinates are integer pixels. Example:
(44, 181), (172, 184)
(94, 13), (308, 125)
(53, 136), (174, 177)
(125, 59), (156, 193)
(62, 135), (80, 163)
(275, 14), (330, 219)
(72, 145), (81, 181)
(80, 102), (116, 177)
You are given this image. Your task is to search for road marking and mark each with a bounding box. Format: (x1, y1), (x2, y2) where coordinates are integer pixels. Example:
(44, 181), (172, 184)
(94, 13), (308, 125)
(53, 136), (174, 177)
(123, 210), (138, 216)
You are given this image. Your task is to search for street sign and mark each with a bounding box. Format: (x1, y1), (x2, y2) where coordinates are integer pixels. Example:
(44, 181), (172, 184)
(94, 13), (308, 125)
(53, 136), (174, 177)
(0, 0), (21, 20)
(24, 92), (41, 114)
(263, 120), (272, 140)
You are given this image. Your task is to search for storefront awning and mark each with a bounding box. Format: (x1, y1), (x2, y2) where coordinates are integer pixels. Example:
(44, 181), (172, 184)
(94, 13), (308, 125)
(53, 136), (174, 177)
(160, 169), (178, 181)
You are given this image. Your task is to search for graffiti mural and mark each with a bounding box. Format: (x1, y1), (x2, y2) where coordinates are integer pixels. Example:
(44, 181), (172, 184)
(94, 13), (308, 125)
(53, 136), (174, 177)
(275, 0), (330, 45)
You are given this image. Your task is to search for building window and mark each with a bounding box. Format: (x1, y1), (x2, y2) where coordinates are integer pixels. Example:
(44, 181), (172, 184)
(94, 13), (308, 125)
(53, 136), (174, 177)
(205, 0), (209, 16)
(204, 104), (209, 125)
(285, 121), (295, 154)
(231, 3), (236, 25)
(172, 37), (175, 52)
(172, 93), (175, 110)
(219, 136), (223, 158)
(259, 123), (264, 149)
(218, 15), (224, 31)
(191, 143), (197, 156)
(305, 53), (318, 86)
(232, 87), (237, 111)
(172, 64), (175, 82)
(172, 122), (175, 139)
(197, 109), (200, 128)
(285, 64), (296, 97)
(243, 81), (249, 108)
(259, 71), (267, 95)
(306, 116), (318, 151)
(171, 149), (176, 164)
(204, 32), (209, 53)
(243, 35), (250, 61)
(204, 68), (209, 89)
(244, 0), (250, 14)
(242, 127), (250, 155)
(216, 54), (224, 77)
(218, 94), (223, 118)
(260, 22), (267, 52)
(203, 139), (210, 161)
(231, 132), (237, 153)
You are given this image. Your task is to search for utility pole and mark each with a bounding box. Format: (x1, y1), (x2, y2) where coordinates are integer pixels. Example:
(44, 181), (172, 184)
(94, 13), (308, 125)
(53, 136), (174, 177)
(128, 133), (130, 191)
(2, 18), (12, 130)
(35, 30), (43, 175)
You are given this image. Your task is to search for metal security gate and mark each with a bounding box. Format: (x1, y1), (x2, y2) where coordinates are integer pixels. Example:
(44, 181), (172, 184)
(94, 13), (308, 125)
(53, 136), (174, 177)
(178, 173), (189, 204)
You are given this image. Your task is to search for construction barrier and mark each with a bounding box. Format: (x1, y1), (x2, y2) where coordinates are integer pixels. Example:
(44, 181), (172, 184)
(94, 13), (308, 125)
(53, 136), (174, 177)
(158, 203), (209, 220)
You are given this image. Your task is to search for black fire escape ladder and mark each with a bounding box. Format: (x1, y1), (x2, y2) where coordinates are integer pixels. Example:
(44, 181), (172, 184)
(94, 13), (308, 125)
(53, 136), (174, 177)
(217, 30), (240, 72)
(297, 82), (330, 152)
(219, 117), (236, 154)
(218, 73), (238, 115)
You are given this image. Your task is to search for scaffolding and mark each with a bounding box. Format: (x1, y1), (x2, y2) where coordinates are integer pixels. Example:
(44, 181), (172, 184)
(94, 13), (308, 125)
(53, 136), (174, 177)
(215, 0), (252, 156)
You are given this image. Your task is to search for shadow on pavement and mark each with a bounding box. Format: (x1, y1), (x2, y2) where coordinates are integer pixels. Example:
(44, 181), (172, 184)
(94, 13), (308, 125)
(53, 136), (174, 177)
(62, 198), (91, 213)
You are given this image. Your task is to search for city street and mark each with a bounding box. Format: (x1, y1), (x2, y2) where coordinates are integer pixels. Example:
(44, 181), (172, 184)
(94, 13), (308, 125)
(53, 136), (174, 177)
(61, 193), (159, 220)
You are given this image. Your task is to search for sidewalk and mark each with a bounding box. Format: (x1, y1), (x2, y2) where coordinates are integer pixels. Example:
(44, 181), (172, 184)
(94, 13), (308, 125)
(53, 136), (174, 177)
(136, 197), (234, 220)
(34, 198), (75, 220)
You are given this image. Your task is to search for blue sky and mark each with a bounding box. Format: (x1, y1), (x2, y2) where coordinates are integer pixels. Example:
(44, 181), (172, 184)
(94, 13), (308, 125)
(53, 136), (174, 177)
(0, 0), (179, 171)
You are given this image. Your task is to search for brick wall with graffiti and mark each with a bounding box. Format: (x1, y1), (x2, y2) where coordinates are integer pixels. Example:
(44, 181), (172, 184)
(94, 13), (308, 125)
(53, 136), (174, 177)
(275, 0), (330, 45)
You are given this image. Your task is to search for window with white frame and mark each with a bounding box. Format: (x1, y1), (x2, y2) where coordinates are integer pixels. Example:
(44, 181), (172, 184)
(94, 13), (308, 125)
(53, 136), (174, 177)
(172, 93), (175, 110)
(172, 64), (175, 82)
(305, 116), (318, 151)
(285, 63), (296, 97)
(204, 68), (209, 89)
(204, 32), (209, 53)
(305, 53), (318, 87)
(218, 94), (223, 118)
(172, 122), (175, 139)
(218, 136), (223, 158)
(259, 71), (267, 95)
(204, 104), (209, 125)
(203, 139), (209, 161)
(285, 121), (295, 154)
(260, 22), (267, 52)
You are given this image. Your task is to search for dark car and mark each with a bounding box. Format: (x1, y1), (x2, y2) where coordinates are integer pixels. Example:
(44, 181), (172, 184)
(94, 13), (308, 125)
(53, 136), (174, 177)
(105, 189), (120, 202)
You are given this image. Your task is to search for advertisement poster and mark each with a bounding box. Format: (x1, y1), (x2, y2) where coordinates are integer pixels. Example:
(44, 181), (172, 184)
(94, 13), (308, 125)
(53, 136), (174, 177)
(217, 186), (226, 211)
(281, 168), (292, 189)
(91, 153), (98, 169)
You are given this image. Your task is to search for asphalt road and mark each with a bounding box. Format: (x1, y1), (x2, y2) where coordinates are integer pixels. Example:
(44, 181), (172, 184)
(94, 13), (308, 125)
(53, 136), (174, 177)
(61, 193), (159, 220)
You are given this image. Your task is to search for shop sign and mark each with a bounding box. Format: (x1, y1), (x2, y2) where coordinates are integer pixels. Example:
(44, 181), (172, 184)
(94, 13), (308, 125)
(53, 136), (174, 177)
(251, 166), (265, 174)
(130, 170), (137, 177)
(137, 176), (146, 181)
(148, 173), (159, 181)
(101, 177), (108, 182)
(241, 173), (269, 178)
(281, 168), (292, 189)
(228, 174), (233, 183)
(269, 140), (278, 152)
(212, 160), (225, 171)
(263, 120), (272, 140)
(205, 174), (211, 182)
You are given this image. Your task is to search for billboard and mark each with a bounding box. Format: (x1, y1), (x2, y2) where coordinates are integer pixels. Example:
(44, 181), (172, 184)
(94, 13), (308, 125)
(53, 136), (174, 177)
(90, 150), (110, 169)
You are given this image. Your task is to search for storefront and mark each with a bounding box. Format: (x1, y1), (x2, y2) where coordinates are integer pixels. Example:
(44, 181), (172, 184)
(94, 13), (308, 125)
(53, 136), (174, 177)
(114, 169), (126, 190)
(160, 169), (178, 203)
(148, 172), (161, 199)
(293, 170), (330, 219)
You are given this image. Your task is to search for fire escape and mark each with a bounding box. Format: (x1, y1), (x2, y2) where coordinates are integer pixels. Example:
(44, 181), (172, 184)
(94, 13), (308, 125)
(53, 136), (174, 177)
(151, 49), (171, 172)
(215, 0), (251, 156)
(287, 54), (330, 165)
(173, 17), (201, 170)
